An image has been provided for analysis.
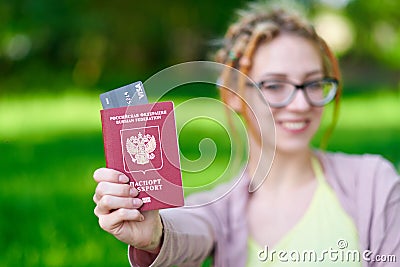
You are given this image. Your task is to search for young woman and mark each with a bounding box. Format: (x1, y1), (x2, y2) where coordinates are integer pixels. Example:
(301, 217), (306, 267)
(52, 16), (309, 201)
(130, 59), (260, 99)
(92, 2), (400, 266)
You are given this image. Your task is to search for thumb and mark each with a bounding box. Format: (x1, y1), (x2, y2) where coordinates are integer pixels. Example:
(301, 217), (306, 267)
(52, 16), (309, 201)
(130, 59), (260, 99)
(141, 210), (160, 221)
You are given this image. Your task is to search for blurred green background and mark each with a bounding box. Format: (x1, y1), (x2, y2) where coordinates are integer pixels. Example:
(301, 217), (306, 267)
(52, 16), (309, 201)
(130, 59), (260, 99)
(0, 0), (399, 266)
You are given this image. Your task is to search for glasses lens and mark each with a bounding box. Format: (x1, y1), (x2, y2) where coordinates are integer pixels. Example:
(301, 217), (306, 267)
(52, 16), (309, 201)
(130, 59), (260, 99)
(259, 81), (294, 107)
(305, 80), (337, 106)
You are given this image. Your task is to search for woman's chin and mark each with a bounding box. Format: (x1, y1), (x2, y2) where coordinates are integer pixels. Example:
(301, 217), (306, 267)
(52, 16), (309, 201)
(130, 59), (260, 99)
(275, 141), (311, 155)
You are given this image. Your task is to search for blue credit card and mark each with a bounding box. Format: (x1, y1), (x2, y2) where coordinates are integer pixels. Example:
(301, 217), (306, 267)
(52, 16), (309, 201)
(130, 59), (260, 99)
(100, 81), (148, 109)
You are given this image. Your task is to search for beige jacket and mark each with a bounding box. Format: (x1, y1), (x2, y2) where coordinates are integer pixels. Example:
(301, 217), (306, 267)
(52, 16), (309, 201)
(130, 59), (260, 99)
(129, 152), (400, 267)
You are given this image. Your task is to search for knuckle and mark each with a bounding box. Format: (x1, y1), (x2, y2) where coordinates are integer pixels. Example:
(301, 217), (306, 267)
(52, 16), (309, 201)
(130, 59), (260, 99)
(93, 206), (100, 216)
(99, 195), (112, 209)
(95, 182), (106, 197)
(94, 168), (121, 182)
(118, 208), (140, 221)
(118, 208), (129, 218)
(131, 209), (141, 219)
(92, 194), (98, 204)
(93, 168), (106, 181)
(98, 217), (108, 231)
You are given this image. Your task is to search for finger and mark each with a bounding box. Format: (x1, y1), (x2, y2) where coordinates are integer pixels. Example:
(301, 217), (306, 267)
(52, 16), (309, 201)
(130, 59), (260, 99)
(95, 182), (139, 200)
(93, 193), (99, 204)
(93, 168), (130, 184)
(98, 208), (145, 232)
(95, 196), (143, 215)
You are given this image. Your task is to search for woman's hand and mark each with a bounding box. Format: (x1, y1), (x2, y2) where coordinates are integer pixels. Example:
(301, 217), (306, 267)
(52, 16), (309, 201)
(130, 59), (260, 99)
(93, 168), (163, 252)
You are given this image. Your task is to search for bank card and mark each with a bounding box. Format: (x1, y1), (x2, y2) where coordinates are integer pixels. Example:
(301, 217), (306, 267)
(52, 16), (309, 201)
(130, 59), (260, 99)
(100, 81), (148, 109)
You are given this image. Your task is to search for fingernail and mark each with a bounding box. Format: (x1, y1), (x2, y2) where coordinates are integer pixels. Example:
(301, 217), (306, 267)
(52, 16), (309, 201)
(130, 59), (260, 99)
(130, 187), (138, 197)
(132, 198), (143, 207)
(119, 175), (129, 183)
(140, 215), (145, 221)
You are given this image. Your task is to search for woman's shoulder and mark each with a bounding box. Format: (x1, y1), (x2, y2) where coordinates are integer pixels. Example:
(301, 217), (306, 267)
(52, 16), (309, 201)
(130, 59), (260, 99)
(319, 150), (390, 164)
(316, 150), (399, 188)
(317, 151), (400, 227)
(317, 150), (396, 170)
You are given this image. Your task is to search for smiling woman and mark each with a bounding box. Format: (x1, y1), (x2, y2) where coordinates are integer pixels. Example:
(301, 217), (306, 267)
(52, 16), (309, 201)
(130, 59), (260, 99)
(245, 33), (329, 154)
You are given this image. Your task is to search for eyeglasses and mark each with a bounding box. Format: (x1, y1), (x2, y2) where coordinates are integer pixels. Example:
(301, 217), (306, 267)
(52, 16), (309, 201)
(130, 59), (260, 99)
(249, 78), (338, 108)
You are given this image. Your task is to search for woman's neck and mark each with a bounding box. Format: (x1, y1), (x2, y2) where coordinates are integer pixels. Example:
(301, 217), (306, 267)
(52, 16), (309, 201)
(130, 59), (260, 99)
(247, 142), (315, 192)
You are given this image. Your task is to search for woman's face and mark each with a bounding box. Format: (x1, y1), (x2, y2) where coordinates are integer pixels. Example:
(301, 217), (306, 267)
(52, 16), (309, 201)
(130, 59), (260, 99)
(247, 33), (324, 154)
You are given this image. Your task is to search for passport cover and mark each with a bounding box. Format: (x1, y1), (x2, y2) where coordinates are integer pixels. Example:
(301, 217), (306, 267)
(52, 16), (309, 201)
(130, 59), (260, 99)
(100, 101), (184, 210)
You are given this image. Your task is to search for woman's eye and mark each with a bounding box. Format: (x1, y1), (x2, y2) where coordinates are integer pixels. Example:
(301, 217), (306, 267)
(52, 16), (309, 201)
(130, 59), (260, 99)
(263, 83), (285, 90)
(307, 82), (323, 90)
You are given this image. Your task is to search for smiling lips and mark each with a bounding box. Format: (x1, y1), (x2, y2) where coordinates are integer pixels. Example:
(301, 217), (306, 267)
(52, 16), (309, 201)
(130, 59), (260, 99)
(279, 120), (310, 132)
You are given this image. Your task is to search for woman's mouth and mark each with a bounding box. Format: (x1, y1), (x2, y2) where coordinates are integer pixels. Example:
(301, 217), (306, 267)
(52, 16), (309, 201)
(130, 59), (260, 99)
(279, 120), (310, 132)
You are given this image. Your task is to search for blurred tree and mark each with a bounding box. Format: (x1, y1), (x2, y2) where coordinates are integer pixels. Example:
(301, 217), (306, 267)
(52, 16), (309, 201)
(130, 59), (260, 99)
(0, 0), (398, 94)
(339, 0), (400, 91)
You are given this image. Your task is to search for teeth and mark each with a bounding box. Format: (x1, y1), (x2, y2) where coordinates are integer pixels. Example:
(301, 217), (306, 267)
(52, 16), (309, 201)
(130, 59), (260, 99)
(282, 122), (307, 130)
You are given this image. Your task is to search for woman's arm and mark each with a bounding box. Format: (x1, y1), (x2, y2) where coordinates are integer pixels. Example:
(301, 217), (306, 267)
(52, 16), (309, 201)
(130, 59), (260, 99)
(129, 207), (217, 266)
(128, 179), (240, 266)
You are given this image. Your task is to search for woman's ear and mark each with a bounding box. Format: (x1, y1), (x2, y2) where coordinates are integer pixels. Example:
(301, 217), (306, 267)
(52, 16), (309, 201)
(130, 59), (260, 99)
(219, 86), (244, 113)
(217, 73), (246, 113)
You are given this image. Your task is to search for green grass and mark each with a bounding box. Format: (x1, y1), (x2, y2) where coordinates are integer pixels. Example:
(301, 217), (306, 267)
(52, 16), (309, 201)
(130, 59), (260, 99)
(314, 91), (400, 164)
(0, 90), (399, 266)
(0, 133), (128, 266)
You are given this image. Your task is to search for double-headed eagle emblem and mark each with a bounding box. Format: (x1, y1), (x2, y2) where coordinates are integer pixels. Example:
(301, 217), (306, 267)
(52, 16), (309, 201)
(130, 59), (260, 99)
(126, 132), (157, 165)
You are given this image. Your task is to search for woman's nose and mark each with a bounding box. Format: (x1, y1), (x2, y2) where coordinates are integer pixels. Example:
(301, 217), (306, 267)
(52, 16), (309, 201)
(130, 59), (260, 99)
(286, 90), (311, 111)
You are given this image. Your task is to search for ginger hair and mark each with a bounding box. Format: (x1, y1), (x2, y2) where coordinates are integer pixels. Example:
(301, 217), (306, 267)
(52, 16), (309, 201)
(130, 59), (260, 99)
(215, 1), (341, 149)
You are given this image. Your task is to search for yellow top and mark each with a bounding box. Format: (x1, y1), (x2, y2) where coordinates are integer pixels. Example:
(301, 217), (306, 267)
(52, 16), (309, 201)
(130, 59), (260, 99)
(247, 157), (361, 266)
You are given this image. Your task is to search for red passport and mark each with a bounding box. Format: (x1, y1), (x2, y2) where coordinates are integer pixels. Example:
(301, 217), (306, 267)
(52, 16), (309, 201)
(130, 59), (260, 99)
(100, 101), (184, 210)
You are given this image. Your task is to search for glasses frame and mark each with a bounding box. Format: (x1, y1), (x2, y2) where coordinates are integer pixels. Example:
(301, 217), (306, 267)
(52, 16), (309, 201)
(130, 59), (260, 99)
(249, 77), (339, 108)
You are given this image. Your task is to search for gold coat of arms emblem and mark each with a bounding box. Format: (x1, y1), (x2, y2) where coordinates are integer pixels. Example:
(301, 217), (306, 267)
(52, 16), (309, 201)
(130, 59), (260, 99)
(126, 132), (157, 165)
